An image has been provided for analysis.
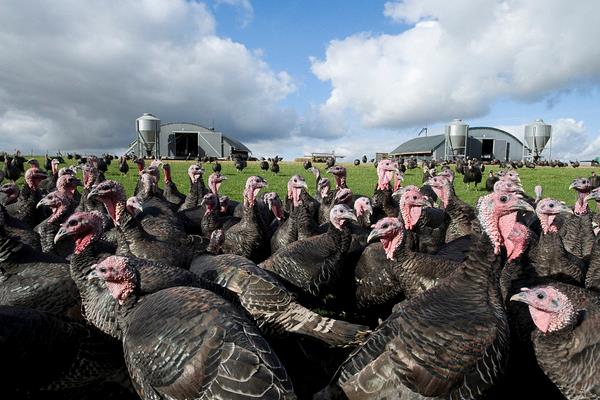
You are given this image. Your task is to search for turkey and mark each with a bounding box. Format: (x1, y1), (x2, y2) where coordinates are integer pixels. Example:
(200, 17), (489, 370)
(4, 154), (23, 182)
(212, 161), (222, 173)
(325, 157), (335, 169)
(88, 180), (201, 269)
(39, 158), (60, 194)
(222, 176), (270, 262)
(560, 177), (595, 262)
(178, 164), (207, 211)
(260, 204), (356, 301)
(199, 192), (240, 237)
(303, 159), (312, 170)
(327, 165), (347, 190)
(485, 170), (499, 192)
(371, 159), (400, 222)
(0, 209), (79, 317)
(161, 163), (186, 208)
(94, 265), (296, 399)
(5, 167), (48, 228)
(271, 159), (281, 174)
(261, 159), (269, 172)
(510, 283), (600, 399)
(235, 156), (246, 172)
(190, 253), (370, 347)
(263, 192), (286, 237)
(118, 155), (129, 175)
(315, 192), (533, 400)
(34, 190), (78, 256)
(427, 175), (475, 242)
(354, 217), (460, 316)
(463, 159), (483, 189)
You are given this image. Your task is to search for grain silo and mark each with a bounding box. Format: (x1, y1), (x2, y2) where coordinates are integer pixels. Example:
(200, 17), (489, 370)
(523, 119), (552, 161)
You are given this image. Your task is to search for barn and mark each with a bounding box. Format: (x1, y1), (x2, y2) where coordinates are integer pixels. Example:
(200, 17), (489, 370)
(389, 121), (527, 162)
(130, 114), (252, 160)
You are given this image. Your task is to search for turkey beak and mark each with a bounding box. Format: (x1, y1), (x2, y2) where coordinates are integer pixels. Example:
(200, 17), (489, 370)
(36, 198), (49, 209)
(511, 197), (535, 213)
(367, 229), (382, 244)
(87, 267), (99, 281)
(341, 210), (358, 223)
(568, 182), (576, 190)
(559, 203), (574, 215)
(509, 289), (532, 305)
(87, 187), (99, 200)
(584, 192), (598, 203)
(54, 226), (69, 244)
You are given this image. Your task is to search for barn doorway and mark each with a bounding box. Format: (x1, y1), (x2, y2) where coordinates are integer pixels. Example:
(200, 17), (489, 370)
(481, 139), (494, 161)
(174, 132), (198, 158)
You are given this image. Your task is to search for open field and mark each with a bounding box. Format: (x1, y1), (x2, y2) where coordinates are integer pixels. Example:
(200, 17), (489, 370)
(5, 158), (599, 209)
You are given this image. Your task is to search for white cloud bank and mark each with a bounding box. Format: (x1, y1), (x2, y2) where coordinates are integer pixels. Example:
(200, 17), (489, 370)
(0, 0), (295, 153)
(311, 0), (600, 131)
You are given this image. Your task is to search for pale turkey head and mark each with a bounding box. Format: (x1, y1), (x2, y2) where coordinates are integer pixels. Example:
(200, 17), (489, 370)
(569, 177), (592, 215)
(477, 192), (534, 258)
(126, 197), (144, 217)
(143, 165), (160, 184)
(208, 172), (227, 195)
(426, 176), (452, 207)
(82, 164), (100, 189)
(138, 173), (157, 199)
(188, 164), (204, 184)
(398, 188), (429, 231)
(536, 198), (572, 234)
(376, 159), (399, 190)
(493, 180), (524, 195)
(354, 197), (373, 225)
(318, 177), (330, 199)
(263, 192), (284, 220)
(87, 180), (125, 224)
(367, 217), (404, 260)
(92, 256), (138, 305)
(327, 165), (347, 189)
(54, 211), (104, 253)
(329, 204), (357, 230)
(393, 170), (404, 191)
(498, 170), (521, 184)
(243, 176), (267, 207)
(37, 191), (70, 222)
(287, 175), (308, 208)
(584, 186), (600, 204)
(208, 229), (226, 254)
(51, 158), (60, 175)
(24, 167), (47, 190)
(57, 165), (76, 178)
(56, 174), (81, 198)
(437, 168), (455, 183)
(510, 285), (577, 334)
(135, 158), (145, 174)
(219, 196), (230, 214)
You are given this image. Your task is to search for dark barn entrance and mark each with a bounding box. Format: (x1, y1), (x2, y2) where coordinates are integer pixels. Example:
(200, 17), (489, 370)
(481, 139), (494, 161)
(174, 132), (198, 158)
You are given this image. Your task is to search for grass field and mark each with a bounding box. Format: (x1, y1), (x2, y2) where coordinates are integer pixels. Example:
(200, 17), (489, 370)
(4, 158), (599, 209)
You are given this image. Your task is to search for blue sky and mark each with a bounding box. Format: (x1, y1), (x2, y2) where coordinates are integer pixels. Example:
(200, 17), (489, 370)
(0, 0), (599, 160)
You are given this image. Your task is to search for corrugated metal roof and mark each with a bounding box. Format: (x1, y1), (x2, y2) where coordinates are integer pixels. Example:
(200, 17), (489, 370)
(389, 134), (445, 155)
(224, 136), (251, 153)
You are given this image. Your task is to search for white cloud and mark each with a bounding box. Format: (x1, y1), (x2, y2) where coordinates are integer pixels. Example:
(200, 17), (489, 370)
(215, 0), (254, 27)
(0, 0), (295, 154)
(312, 0), (600, 130)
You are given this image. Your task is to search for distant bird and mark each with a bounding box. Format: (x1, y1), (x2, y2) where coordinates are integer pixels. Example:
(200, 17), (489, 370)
(185, 153), (191, 161)
(353, 159), (360, 166)
(260, 160), (269, 172)
(212, 161), (222, 173)
(235, 157), (246, 172)
(303, 160), (312, 170)
(362, 155), (367, 164)
(271, 160), (280, 174)
(118, 155), (129, 176)
(325, 157), (335, 169)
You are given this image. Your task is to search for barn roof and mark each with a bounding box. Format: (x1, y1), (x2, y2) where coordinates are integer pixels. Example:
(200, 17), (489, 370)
(389, 134), (445, 155)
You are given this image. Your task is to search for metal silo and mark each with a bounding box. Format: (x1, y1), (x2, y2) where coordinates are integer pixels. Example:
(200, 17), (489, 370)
(524, 119), (551, 160)
(136, 113), (161, 157)
(445, 119), (469, 159)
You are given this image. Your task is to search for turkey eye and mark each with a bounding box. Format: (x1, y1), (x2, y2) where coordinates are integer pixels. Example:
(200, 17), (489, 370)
(68, 220), (78, 226)
(382, 224), (388, 228)
(549, 203), (554, 208)
(412, 196), (417, 200)
(500, 196), (508, 202)
(537, 293), (545, 299)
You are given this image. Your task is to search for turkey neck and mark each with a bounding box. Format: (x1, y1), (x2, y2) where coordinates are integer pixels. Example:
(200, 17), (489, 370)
(327, 221), (353, 255)
(296, 193), (319, 238)
(201, 207), (220, 237)
(372, 187), (397, 219)
(70, 239), (121, 338)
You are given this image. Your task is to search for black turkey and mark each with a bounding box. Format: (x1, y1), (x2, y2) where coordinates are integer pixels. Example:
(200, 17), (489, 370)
(316, 192), (533, 399)
(94, 261), (296, 399)
(161, 163), (186, 208)
(178, 163), (207, 211)
(511, 283), (600, 400)
(260, 204), (356, 301)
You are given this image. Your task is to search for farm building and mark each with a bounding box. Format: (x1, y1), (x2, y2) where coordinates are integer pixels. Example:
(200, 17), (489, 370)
(130, 113), (252, 160)
(389, 120), (534, 162)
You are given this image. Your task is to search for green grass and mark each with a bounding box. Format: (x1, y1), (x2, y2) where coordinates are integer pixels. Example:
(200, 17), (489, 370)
(5, 158), (599, 209)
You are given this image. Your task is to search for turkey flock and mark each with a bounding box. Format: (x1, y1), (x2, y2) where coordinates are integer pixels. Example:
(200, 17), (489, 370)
(1, 153), (599, 400)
